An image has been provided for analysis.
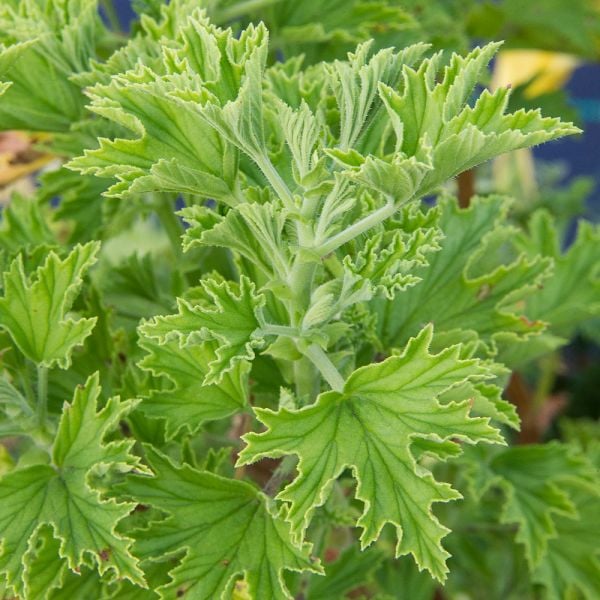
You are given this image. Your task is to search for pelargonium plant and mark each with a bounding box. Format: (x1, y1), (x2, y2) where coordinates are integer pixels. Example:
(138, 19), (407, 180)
(0, 1), (598, 599)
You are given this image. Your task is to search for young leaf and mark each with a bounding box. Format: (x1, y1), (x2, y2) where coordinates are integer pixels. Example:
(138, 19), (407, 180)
(0, 373), (144, 596)
(122, 447), (321, 599)
(239, 325), (504, 581)
(0, 0), (99, 131)
(343, 226), (442, 300)
(379, 43), (579, 195)
(0, 242), (99, 368)
(139, 276), (265, 385)
(182, 201), (290, 279)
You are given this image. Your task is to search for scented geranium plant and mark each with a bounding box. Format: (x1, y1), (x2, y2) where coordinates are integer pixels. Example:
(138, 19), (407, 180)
(0, 1), (599, 599)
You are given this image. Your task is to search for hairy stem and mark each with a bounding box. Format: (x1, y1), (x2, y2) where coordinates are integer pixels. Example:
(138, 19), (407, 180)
(303, 344), (345, 392)
(315, 197), (396, 256)
(36, 365), (48, 428)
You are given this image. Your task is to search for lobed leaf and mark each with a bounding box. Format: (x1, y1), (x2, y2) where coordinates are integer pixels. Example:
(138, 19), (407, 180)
(239, 325), (504, 581)
(122, 447), (321, 599)
(0, 242), (99, 368)
(0, 374), (144, 596)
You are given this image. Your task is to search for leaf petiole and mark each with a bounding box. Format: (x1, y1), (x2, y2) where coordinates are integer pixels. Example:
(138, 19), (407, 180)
(302, 344), (345, 392)
(36, 365), (48, 428)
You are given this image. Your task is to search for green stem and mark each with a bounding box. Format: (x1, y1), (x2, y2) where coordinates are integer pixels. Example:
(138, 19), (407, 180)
(261, 323), (300, 337)
(36, 365), (48, 428)
(256, 155), (296, 212)
(294, 356), (320, 404)
(315, 197), (396, 256)
(155, 195), (184, 256)
(303, 344), (345, 392)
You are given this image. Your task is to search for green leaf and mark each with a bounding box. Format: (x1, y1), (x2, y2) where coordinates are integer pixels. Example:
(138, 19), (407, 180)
(343, 225), (441, 300)
(68, 68), (237, 203)
(239, 325), (504, 581)
(513, 210), (600, 337)
(181, 201), (290, 279)
(532, 478), (600, 600)
(0, 0), (99, 131)
(0, 195), (55, 255)
(465, 443), (594, 568)
(0, 373), (144, 596)
(327, 41), (428, 151)
(379, 42), (579, 195)
(122, 447), (321, 599)
(376, 196), (551, 354)
(139, 275), (265, 385)
(307, 545), (383, 600)
(201, 25), (273, 177)
(0, 242), (100, 368)
(138, 337), (248, 439)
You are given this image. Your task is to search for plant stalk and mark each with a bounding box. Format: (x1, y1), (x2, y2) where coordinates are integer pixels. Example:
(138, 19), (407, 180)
(303, 344), (345, 392)
(36, 365), (48, 428)
(316, 198), (396, 256)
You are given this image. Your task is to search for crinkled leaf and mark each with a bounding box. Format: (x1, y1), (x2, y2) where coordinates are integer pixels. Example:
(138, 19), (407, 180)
(376, 196), (551, 354)
(239, 325), (504, 581)
(138, 337), (248, 439)
(139, 275), (265, 385)
(343, 226), (441, 300)
(0, 374), (144, 596)
(122, 447), (321, 600)
(0, 242), (99, 368)
(379, 42), (579, 195)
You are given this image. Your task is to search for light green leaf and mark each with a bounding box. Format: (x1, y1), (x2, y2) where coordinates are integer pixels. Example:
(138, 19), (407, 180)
(376, 196), (551, 354)
(182, 201), (290, 279)
(139, 275), (265, 385)
(23, 527), (67, 600)
(0, 242), (99, 368)
(122, 447), (321, 600)
(239, 325), (504, 581)
(0, 195), (55, 255)
(327, 41), (428, 151)
(68, 68), (237, 203)
(138, 337), (248, 439)
(0, 0), (99, 131)
(0, 373), (144, 596)
(277, 99), (322, 181)
(343, 225), (441, 300)
(379, 42), (579, 195)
